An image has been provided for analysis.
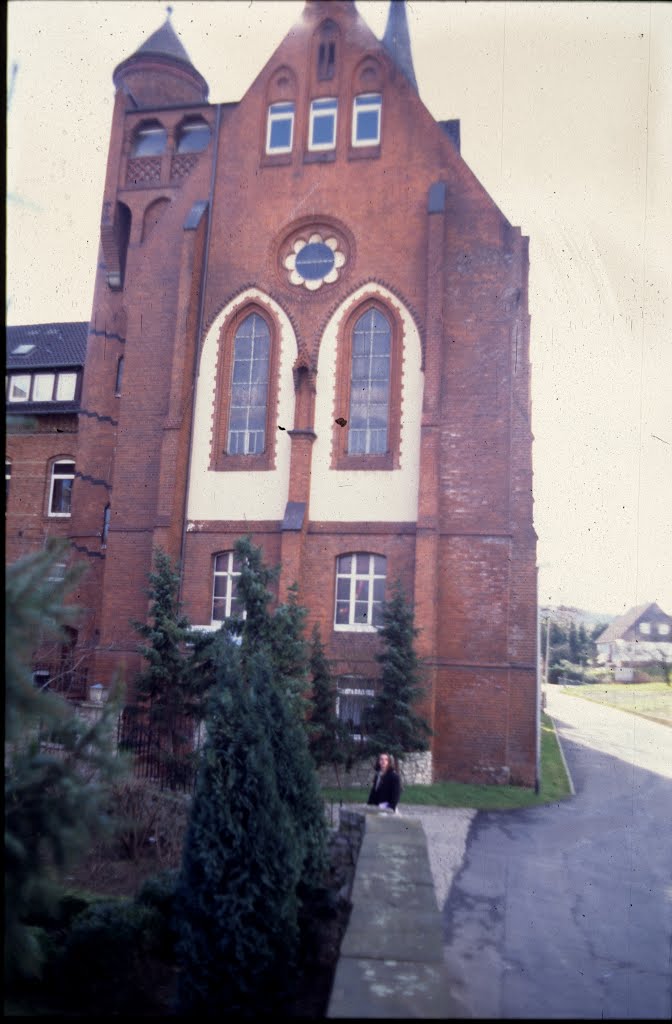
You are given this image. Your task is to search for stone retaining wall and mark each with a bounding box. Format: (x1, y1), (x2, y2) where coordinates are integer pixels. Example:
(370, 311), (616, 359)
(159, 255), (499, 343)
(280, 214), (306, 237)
(319, 750), (433, 789)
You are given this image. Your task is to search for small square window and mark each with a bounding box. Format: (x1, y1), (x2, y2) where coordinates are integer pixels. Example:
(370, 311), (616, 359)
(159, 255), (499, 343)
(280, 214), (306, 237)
(309, 98), (337, 151)
(656, 623), (670, 636)
(639, 621), (651, 635)
(266, 102), (295, 154)
(352, 93), (381, 147)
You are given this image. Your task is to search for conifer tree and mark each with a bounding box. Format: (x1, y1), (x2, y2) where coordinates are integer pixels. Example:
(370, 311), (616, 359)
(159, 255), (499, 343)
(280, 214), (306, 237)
(132, 548), (207, 778)
(307, 624), (352, 784)
(176, 646), (302, 1014)
(5, 541), (123, 981)
(365, 581), (432, 763)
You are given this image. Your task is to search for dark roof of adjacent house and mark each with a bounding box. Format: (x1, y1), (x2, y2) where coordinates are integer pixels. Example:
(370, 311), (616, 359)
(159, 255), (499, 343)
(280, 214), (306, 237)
(6, 323), (88, 370)
(595, 602), (667, 643)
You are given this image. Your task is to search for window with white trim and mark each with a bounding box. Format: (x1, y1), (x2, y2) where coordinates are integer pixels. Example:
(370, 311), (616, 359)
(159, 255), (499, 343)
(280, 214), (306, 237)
(212, 551), (243, 623)
(228, 313), (271, 456)
(5, 460), (11, 508)
(309, 97), (337, 150)
(657, 623), (670, 636)
(348, 309), (391, 455)
(49, 460), (75, 517)
(8, 375), (30, 402)
(352, 93), (382, 146)
(334, 552), (386, 630)
(639, 622), (651, 635)
(266, 102), (295, 154)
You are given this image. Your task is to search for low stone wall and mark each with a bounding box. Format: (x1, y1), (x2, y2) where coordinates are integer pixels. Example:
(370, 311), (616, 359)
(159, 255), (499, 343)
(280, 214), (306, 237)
(327, 807), (469, 1018)
(319, 750), (433, 789)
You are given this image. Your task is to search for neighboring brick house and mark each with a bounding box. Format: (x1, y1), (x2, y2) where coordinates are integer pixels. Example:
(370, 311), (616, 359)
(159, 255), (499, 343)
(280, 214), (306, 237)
(5, 1), (539, 785)
(595, 603), (672, 679)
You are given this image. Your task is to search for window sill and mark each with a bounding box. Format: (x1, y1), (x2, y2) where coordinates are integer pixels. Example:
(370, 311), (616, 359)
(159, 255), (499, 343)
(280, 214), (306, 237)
(304, 150), (336, 164)
(333, 450), (397, 471)
(348, 144), (381, 161)
(334, 623), (379, 634)
(213, 452), (275, 472)
(261, 152), (293, 168)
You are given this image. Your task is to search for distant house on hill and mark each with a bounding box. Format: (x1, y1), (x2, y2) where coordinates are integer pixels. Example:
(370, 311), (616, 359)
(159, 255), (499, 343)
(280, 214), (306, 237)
(595, 603), (672, 680)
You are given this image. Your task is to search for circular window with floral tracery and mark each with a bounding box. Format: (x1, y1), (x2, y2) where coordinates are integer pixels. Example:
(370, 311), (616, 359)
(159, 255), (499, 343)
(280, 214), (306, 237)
(284, 232), (346, 291)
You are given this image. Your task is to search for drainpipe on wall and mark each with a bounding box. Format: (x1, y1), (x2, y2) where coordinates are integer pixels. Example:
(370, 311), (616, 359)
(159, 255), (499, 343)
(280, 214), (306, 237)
(178, 101), (222, 605)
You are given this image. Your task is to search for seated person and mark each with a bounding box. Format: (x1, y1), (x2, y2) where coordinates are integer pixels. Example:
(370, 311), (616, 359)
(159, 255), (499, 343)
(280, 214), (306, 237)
(366, 752), (401, 811)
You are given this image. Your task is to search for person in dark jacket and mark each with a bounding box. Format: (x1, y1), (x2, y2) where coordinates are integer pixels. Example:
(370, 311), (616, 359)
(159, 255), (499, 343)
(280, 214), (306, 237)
(367, 752), (401, 812)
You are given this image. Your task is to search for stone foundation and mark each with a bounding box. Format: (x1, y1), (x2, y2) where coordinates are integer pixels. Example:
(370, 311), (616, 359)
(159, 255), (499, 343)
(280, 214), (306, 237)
(319, 750), (433, 789)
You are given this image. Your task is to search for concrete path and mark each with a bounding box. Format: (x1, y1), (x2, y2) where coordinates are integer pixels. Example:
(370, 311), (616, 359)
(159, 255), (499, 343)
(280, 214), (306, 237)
(441, 687), (672, 1019)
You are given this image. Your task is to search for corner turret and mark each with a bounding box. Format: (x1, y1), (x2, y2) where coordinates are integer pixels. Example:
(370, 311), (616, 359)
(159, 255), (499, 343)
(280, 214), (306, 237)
(113, 10), (209, 108)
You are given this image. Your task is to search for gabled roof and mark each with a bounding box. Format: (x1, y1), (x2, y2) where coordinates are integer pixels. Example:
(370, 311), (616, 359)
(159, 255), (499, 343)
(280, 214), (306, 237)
(6, 323), (88, 370)
(595, 602), (667, 643)
(382, 0), (418, 93)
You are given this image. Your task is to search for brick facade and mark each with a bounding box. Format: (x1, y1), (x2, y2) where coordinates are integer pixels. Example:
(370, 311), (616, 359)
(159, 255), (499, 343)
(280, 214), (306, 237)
(6, 1), (539, 785)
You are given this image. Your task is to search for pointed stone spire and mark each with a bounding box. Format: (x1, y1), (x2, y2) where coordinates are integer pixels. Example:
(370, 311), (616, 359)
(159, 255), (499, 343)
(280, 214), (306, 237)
(382, 0), (418, 93)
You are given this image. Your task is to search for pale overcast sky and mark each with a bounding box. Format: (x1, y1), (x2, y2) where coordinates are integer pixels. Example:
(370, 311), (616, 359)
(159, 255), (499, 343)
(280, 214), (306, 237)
(6, 1), (672, 617)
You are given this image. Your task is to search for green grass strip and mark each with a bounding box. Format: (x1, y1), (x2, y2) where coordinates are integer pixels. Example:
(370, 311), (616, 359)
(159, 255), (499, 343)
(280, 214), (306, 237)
(322, 712), (572, 811)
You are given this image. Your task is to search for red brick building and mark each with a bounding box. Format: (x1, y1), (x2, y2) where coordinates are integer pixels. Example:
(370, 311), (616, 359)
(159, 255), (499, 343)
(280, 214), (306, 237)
(6, 1), (539, 785)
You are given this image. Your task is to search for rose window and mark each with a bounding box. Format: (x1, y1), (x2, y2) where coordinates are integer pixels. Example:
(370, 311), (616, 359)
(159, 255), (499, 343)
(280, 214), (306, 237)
(284, 233), (345, 291)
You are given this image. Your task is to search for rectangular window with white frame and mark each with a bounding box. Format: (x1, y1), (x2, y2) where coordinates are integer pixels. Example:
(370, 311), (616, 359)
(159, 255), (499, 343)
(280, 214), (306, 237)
(266, 101), (295, 154)
(334, 552), (386, 631)
(212, 551), (243, 623)
(8, 375), (31, 402)
(49, 460), (75, 517)
(309, 97), (337, 151)
(352, 93), (382, 146)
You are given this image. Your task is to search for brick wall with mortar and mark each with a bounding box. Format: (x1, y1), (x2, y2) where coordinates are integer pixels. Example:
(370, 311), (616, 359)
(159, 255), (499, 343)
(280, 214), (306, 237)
(10, 1), (538, 783)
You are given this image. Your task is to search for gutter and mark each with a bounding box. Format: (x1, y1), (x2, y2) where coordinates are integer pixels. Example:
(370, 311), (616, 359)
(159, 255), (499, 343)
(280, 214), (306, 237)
(177, 100), (222, 603)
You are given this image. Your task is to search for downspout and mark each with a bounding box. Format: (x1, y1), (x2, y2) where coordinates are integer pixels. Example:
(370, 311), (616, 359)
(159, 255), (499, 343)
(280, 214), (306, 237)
(178, 101), (222, 603)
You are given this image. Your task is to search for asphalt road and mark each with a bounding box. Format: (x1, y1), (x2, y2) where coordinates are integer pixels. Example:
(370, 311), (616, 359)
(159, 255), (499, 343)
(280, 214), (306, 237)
(442, 687), (672, 1019)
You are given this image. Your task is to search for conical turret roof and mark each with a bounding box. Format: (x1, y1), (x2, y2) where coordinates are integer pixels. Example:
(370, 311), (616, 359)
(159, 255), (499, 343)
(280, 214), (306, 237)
(134, 15), (192, 65)
(382, 0), (418, 92)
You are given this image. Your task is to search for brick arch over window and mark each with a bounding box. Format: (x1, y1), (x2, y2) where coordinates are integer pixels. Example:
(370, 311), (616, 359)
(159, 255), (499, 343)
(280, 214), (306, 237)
(352, 54), (383, 92)
(332, 298), (403, 470)
(210, 302), (282, 472)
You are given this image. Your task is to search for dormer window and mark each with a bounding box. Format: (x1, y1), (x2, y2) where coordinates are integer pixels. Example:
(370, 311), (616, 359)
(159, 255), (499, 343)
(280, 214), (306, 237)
(266, 102), (295, 154)
(176, 118), (211, 154)
(131, 122), (167, 157)
(353, 93), (382, 147)
(309, 98), (337, 151)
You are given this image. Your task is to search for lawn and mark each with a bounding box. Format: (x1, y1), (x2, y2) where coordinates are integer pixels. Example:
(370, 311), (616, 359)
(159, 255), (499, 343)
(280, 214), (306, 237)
(322, 712), (572, 811)
(559, 681), (672, 726)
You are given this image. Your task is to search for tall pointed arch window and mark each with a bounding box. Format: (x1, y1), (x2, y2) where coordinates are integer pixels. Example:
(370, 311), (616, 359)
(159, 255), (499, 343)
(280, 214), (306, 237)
(333, 300), (402, 470)
(227, 313), (271, 456)
(348, 309), (391, 455)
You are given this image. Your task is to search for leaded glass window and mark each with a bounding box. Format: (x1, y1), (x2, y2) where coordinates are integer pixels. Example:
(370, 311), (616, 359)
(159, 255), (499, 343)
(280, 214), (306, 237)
(227, 313), (270, 456)
(348, 309), (391, 455)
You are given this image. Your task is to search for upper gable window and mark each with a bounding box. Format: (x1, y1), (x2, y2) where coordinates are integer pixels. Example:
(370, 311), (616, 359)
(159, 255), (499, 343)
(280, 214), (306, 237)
(639, 622), (651, 635)
(657, 623), (670, 636)
(309, 98), (338, 151)
(352, 93), (382, 147)
(228, 313), (271, 456)
(266, 102), (295, 154)
(316, 19), (339, 80)
(131, 122), (167, 157)
(176, 118), (211, 154)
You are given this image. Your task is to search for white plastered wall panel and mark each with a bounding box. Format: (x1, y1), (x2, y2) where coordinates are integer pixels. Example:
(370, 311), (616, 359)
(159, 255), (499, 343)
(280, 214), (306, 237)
(187, 288), (296, 522)
(311, 283), (424, 522)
